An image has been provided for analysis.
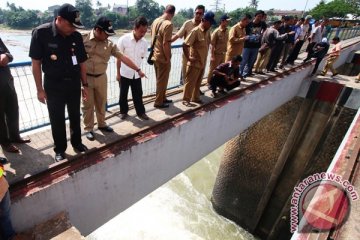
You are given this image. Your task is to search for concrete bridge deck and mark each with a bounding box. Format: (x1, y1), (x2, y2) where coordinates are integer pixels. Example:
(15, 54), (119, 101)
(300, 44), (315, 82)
(2, 37), (360, 237)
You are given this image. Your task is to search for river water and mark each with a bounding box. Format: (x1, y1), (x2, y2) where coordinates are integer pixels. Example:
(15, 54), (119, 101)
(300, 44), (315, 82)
(87, 145), (257, 240)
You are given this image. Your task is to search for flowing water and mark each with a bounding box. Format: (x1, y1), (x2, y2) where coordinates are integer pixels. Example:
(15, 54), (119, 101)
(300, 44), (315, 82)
(87, 145), (257, 240)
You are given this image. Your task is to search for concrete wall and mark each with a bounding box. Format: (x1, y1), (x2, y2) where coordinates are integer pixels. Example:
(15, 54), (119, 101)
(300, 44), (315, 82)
(10, 40), (360, 235)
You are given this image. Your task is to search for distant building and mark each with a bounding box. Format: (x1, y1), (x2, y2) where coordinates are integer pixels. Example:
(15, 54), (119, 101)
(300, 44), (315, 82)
(272, 9), (303, 17)
(48, 5), (60, 12)
(112, 4), (128, 16)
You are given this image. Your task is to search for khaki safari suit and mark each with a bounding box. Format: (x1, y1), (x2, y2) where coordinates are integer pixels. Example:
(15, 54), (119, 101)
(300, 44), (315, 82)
(183, 25), (211, 102)
(82, 30), (123, 131)
(207, 27), (229, 83)
(225, 23), (246, 61)
(176, 19), (200, 81)
(151, 16), (173, 106)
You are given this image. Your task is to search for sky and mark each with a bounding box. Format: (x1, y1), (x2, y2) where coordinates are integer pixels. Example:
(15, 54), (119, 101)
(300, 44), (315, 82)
(1, 0), (320, 12)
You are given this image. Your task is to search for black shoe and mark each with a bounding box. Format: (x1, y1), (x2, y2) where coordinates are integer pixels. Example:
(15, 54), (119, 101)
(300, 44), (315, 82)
(10, 137), (31, 144)
(138, 114), (150, 120)
(73, 144), (88, 153)
(164, 99), (173, 103)
(55, 152), (65, 162)
(332, 73), (339, 77)
(0, 157), (8, 164)
(199, 90), (204, 95)
(86, 131), (95, 141)
(98, 126), (114, 132)
(120, 113), (128, 120)
(211, 92), (218, 98)
(154, 103), (169, 108)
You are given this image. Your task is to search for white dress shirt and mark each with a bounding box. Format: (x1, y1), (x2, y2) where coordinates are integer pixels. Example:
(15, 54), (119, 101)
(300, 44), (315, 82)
(117, 32), (148, 79)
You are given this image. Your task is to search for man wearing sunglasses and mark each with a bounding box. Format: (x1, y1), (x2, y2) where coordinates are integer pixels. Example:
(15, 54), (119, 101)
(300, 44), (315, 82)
(171, 5), (205, 85)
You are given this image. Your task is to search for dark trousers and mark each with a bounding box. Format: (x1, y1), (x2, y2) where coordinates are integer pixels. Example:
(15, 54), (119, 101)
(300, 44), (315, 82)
(0, 78), (20, 145)
(312, 57), (325, 74)
(305, 42), (316, 61)
(286, 40), (304, 64)
(267, 43), (284, 71)
(119, 76), (145, 116)
(45, 86), (82, 154)
(210, 76), (240, 93)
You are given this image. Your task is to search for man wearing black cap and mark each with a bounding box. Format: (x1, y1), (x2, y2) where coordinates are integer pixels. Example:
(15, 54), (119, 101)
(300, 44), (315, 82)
(29, 3), (89, 161)
(182, 11), (215, 106)
(206, 14), (231, 86)
(82, 16), (145, 141)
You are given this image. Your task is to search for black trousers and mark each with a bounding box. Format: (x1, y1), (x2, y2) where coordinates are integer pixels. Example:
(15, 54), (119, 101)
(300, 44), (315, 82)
(119, 76), (145, 116)
(210, 76), (240, 93)
(0, 77), (20, 145)
(267, 43), (284, 71)
(45, 83), (82, 154)
(286, 40), (304, 64)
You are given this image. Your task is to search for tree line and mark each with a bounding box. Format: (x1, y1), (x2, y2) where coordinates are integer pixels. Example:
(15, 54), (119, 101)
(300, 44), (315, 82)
(0, 0), (358, 30)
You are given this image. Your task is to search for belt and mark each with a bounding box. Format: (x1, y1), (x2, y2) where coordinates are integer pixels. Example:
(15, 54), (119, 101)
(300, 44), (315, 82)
(86, 73), (104, 78)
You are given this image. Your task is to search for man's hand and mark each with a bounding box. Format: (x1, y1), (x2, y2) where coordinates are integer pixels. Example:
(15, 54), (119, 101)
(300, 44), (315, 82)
(210, 56), (215, 62)
(188, 56), (196, 63)
(82, 87), (88, 102)
(138, 70), (147, 79)
(0, 54), (9, 67)
(116, 73), (121, 82)
(37, 89), (47, 104)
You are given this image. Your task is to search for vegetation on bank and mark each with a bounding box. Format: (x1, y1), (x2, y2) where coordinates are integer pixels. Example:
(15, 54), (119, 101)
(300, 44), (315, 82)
(0, 0), (359, 30)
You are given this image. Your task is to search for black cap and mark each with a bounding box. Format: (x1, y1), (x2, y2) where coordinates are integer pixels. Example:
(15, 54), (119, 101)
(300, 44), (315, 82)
(220, 14), (232, 21)
(203, 11), (216, 25)
(58, 3), (84, 29)
(95, 17), (115, 36)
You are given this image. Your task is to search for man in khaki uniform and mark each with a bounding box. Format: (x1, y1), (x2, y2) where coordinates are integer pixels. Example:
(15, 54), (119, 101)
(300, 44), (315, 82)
(206, 14), (231, 85)
(182, 11), (216, 106)
(171, 5), (205, 85)
(151, 5), (176, 108)
(225, 14), (251, 62)
(82, 17), (145, 140)
(321, 37), (341, 76)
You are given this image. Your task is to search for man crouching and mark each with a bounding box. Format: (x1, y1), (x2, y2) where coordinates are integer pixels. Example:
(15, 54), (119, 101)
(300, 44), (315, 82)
(209, 55), (242, 98)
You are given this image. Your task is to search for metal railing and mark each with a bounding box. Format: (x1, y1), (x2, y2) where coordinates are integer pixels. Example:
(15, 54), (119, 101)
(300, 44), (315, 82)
(9, 44), (211, 133)
(8, 27), (360, 133)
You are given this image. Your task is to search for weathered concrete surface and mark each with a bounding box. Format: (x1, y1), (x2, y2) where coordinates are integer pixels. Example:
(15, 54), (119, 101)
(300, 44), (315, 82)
(211, 95), (357, 239)
(211, 97), (303, 232)
(30, 212), (84, 240)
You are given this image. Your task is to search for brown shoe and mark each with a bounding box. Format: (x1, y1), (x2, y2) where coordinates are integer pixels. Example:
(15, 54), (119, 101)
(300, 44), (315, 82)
(1, 143), (20, 153)
(11, 137), (31, 144)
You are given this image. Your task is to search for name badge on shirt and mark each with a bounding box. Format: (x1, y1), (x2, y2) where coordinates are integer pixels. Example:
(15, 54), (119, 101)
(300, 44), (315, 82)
(72, 56), (78, 65)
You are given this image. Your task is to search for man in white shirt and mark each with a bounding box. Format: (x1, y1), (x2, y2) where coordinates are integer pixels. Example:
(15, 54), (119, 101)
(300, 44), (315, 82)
(286, 16), (310, 65)
(117, 17), (149, 120)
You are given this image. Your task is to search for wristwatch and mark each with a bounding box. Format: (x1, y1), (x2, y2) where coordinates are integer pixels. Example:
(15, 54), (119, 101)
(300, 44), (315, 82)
(136, 68), (141, 73)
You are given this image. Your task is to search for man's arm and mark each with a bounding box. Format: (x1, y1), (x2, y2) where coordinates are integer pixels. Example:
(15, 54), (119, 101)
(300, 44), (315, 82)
(119, 55), (145, 78)
(31, 59), (47, 104)
(79, 62), (88, 101)
(116, 58), (121, 81)
(163, 24), (173, 63)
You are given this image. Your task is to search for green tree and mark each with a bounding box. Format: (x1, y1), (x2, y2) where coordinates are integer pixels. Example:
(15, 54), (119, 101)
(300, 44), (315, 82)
(75, 0), (95, 28)
(5, 9), (40, 28)
(103, 11), (129, 29)
(309, 0), (354, 19)
(136, 0), (164, 23)
(40, 10), (55, 24)
(172, 14), (186, 28)
(177, 8), (194, 19)
(228, 7), (256, 25)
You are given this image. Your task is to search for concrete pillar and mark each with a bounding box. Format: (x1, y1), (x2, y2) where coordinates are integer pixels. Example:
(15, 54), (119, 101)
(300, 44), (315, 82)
(211, 81), (357, 239)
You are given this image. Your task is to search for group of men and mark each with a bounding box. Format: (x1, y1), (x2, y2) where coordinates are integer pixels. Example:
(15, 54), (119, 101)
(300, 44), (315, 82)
(2, 4), (344, 164)
(0, 3), (348, 237)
